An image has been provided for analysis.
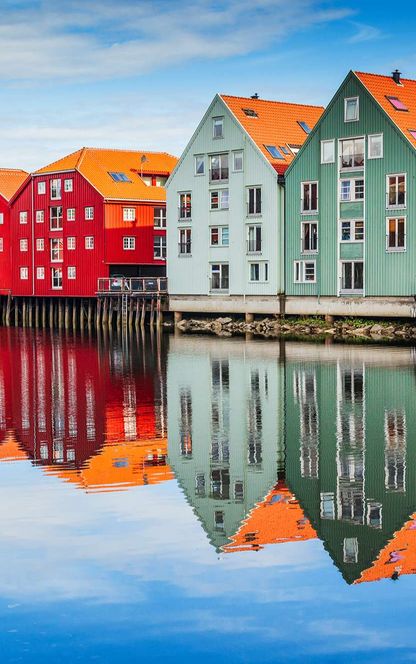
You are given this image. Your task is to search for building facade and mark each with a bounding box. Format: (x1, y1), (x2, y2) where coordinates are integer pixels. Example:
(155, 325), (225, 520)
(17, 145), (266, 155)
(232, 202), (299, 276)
(167, 94), (323, 317)
(0, 169), (29, 296)
(285, 70), (416, 317)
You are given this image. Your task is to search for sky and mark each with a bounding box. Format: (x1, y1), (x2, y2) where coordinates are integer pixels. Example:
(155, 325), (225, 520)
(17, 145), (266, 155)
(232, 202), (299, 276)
(0, 0), (415, 170)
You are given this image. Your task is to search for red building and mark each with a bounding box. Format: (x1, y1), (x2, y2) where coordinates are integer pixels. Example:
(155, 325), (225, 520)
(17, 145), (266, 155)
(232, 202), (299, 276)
(0, 169), (29, 295)
(9, 148), (177, 297)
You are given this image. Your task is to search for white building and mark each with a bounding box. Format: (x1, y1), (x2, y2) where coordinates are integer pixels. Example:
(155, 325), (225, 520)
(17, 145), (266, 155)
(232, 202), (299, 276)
(167, 93), (323, 318)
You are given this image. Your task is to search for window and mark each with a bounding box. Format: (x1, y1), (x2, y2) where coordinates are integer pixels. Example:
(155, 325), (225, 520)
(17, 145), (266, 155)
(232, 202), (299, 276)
(179, 228), (192, 254)
(37, 181), (46, 195)
(340, 220), (364, 242)
(20, 267), (28, 280)
(233, 151), (243, 172)
(20, 211), (28, 224)
(179, 192), (192, 219)
(343, 537), (358, 563)
(386, 96), (408, 111)
(210, 154), (229, 182)
(154, 236), (166, 259)
(367, 502), (382, 529)
(297, 120), (311, 133)
(0, 213), (3, 224)
(250, 263), (260, 281)
(64, 178), (73, 192)
(213, 117), (224, 138)
(301, 182), (318, 213)
(344, 97), (359, 122)
(154, 207), (166, 228)
(340, 138), (364, 169)
(50, 179), (61, 199)
(85, 206), (94, 220)
(247, 225), (262, 253)
(264, 145), (284, 159)
(210, 189), (229, 210)
(321, 139), (335, 164)
(242, 108), (258, 117)
(67, 208), (75, 221)
(341, 261), (364, 292)
(20, 239), (28, 252)
(67, 266), (76, 279)
(141, 175), (152, 186)
(214, 511), (225, 530)
(210, 226), (229, 246)
(320, 493), (335, 520)
(36, 238), (44, 251)
(368, 133), (383, 159)
(50, 237), (63, 262)
(67, 236), (76, 250)
(85, 236), (94, 249)
(302, 222), (318, 253)
(387, 174), (406, 207)
(36, 210), (44, 223)
(247, 187), (261, 215)
(50, 206), (63, 230)
(387, 217), (406, 251)
(195, 155), (205, 175)
(108, 171), (131, 182)
(340, 178), (364, 201)
(123, 237), (135, 250)
(211, 263), (229, 290)
(51, 267), (62, 289)
(36, 267), (44, 280)
(123, 207), (136, 221)
(0, 238), (3, 252)
(294, 260), (316, 283)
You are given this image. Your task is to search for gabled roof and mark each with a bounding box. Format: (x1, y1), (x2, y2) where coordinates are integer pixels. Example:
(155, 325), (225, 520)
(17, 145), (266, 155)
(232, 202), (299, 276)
(354, 71), (416, 149)
(0, 169), (29, 202)
(221, 95), (324, 174)
(34, 148), (178, 202)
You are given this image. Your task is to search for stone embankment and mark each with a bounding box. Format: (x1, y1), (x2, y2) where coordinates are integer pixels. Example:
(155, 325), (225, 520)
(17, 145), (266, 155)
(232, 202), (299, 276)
(175, 316), (416, 341)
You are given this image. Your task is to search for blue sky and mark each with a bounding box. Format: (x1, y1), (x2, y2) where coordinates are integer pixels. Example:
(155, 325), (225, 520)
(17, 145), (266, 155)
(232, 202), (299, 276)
(0, 0), (414, 170)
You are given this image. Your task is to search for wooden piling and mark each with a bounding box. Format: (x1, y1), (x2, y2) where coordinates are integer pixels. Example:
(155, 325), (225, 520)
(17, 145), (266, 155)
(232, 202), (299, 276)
(108, 298), (113, 330)
(88, 299), (93, 328)
(65, 299), (70, 330)
(116, 297), (121, 329)
(140, 299), (146, 328)
(49, 299), (54, 329)
(72, 298), (77, 330)
(96, 298), (102, 330)
(5, 294), (11, 327)
(150, 298), (155, 328)
(14, 299), (18, 326)
(102, 297), (108, 328)
(22, 299), (27, 327)
(135, 299), (140, 330)
(35, 299), (39, 328)
(42, 299), (46, 328)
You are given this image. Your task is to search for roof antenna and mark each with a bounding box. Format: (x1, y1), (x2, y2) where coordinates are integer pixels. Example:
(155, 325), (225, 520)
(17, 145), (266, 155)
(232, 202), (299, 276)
(251, 93), (259, 99)
(140, 154), (148, 178)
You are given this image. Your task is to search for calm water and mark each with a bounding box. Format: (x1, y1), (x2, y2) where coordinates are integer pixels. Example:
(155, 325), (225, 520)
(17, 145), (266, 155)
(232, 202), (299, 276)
(1, 329), (416, 662)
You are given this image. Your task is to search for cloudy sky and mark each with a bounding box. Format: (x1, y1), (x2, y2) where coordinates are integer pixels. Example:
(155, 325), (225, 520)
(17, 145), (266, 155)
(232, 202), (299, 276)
(0, 0), (414, 170)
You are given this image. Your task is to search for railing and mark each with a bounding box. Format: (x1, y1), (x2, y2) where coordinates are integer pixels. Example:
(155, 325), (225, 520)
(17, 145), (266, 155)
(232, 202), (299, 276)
(97, 277), (168, 294)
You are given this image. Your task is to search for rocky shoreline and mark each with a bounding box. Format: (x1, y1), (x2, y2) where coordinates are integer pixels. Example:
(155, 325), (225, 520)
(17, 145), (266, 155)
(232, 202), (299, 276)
(174, 316), (416, 342)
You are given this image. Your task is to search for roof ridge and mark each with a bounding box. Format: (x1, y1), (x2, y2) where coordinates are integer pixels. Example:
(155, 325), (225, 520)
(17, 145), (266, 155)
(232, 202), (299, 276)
(34, 147), (84, 174)
(0, 168), (28, 173)
(220, 93), (324, 110)
(81, 146), (178, 156)
(354, 70), (416, 83)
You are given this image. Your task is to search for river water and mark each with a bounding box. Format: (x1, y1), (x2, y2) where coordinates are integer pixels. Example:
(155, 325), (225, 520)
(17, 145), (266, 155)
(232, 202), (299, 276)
(0, 328), (415, 663)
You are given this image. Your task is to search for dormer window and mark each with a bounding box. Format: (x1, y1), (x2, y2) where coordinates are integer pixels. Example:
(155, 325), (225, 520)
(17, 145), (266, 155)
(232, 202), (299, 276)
(344, 97), (359, 122)
(297, 121), (311, 134)
(386, 96), (408, 111)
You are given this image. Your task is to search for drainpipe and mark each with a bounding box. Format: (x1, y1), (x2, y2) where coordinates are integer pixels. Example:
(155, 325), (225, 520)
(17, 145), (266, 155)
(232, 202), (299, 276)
(31, 175), (35, 296)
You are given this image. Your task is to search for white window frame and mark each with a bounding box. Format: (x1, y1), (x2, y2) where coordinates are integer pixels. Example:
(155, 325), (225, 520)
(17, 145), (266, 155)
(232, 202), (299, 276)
(210, 262), (229, 291)
(50, 179), (62, 200)
(67, 266), (76, 279)
(36, 267), (44, 280)
(178, 228), (192, 255)
(293, 260), (316, 283)
(344, 97), (359, 122)
(386, 173), (406, 209)
(247, 225), (262, 254)
(50, 206), (63, 231)
(386, 216), (406, 252)
(19, 211), (28, 224)
(210, 189), (229, 211)
(249, 262), (260, 282)
(36, 210), (44, 223)
(368, 133), (383, 159)
(123, 207), (136, 222)
(50, 237), (63, 263)
(67, 236), (76, 250)
(248, 261), (268, 283)
(36, 238), (44, 252)
(20, 238), (28, 252)
(246, 186), (262, 216)
(153, 207), (166, 228)
(194, 155), (205, 176)
(20, 267), (28, 280)
(123, 236), (136, 250)
(301, 181), (318, 214)
(153, 235), (166, 260)
(0, 238), (3, 252)
(64, 178), (73, 192)
(340, 219), (364, 243)
(85, 236), (94, 250)
(339, 137), (365, 170)
(210, 226), (229, 247)
(232, 151), (243, 172)
(67, 208), (76, 221)
(213, 116), (224, 139)
(51, 267), (63, 290)
(0, 213), (3, 224)
(340, 260), (364, 293)
(179, 192), (192, 220)
(321, 139), (335, 164)
(37, 181), (46, 195)
(301, 221), (318, 254)
(339, 177), (365, 202)
(85, 206), (94, 220)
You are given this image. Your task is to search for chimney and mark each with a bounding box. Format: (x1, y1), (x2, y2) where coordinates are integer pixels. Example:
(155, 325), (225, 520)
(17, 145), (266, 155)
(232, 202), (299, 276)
(392, 69), (401, 85)
(251, 93), (259, 99)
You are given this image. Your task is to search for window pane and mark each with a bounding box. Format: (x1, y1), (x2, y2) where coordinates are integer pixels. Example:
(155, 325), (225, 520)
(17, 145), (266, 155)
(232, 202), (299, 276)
(354, 262), (363, 289)
(342, 263), (352, 289)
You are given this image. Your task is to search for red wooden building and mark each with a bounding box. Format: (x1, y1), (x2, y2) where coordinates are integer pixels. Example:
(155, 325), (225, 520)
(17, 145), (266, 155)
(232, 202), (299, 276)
(9, 148), (177, 297)
(0, 169), (29, 296)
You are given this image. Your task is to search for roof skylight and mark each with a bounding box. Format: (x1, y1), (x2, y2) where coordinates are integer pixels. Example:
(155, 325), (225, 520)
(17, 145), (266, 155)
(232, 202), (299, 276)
(279, 146), (290, 155)
(409, 129), (416, 140)
(297, 121), (311, 134)
(242, 108), (258, 117)
(108, 171), (131, 182)
(386, 96), (409, 111)
(264, 145), (284, 159)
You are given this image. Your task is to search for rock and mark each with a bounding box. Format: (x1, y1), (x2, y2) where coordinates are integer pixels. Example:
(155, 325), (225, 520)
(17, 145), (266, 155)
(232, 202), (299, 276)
(370, 324), (384, 335)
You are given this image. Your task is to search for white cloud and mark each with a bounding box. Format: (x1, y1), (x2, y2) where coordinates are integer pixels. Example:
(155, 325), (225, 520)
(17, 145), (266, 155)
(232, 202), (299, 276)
(348, 21), (383, 43)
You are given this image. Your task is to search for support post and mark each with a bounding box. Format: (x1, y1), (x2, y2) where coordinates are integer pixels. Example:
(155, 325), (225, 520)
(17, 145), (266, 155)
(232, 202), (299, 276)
(96, 298), (102, 330)
(42, 299), (46, 328)
(140, 299), (146, 329)
(28, 300), (33, 327)
(35, 299), (39, 328)
(245, 312), (254, 324)
(174, 311), (182, 326)
(49, 299), (54, 329)
(88, 299), (92, 328)
(5, 294), (11, 327)
(14, 299), (19, 327)
(65, 299), (70, 330)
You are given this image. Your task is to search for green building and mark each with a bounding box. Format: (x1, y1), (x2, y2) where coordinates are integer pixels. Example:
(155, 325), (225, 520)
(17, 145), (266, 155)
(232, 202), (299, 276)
(285, 70), (416, 317)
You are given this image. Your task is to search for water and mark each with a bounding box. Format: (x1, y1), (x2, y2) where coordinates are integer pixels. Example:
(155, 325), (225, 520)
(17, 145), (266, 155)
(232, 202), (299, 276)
(1, 328), (416, 663)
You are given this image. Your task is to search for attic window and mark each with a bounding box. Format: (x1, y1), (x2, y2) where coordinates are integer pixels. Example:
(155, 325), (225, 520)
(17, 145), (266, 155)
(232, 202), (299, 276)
(386, 96), (408, 111)
(109, 171), (131, 182)
(409, 129), (416, 140)
(297, 121), (311, 134)
(264, 145), (284, 159)
(242, 108), (258, 117)
(279, 146), (290, 155)
(288, 144), (301, 155)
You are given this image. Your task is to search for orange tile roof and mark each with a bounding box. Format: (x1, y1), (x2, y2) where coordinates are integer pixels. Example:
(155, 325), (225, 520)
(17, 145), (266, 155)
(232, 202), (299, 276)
(223, 481), (317, 553)
(0, 431), (28, 462)
(0, 169), (29, 202)
(354, 71), (416, 149)
(221, 95), (324, 174)
(34, 148), (178, 201)
(355, 512), (416, 584)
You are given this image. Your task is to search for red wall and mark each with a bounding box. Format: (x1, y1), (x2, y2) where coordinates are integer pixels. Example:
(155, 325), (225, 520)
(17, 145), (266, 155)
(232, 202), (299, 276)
(0, 195), (12, 295)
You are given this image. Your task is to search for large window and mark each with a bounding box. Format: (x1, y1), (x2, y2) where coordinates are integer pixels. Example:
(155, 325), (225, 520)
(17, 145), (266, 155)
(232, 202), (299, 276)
(211, 263), (229, 290)
(301, 222), (318, 253)
(340, 220), (364, 242)
(178, 228), (192, 255)
(341, 261), (363, 292)
(50, 179), (62, 200)
(387, 174), (406, 208)
(247, 187), (261, 216)
(340, 178), (364, 201)
(209, 154), (229, 182)
(301, 182), (318, 213)
(179, 192), (192, 219)
(247, 225), (262, 253)
(50, 206), (63, 230)
(50, 237), (63, 262)
(154, 236), (166, 259)
(154, 207), (166, 228)
(344, 97), (359, 122)
(340, 138), (364, 169)
(386, 217), (406, 251)
(51, 267), (62, 289)
(294, 260), (316, 283)
(249, 263), (268, 282)
(210, 189), (229, 210)
(210, 226), (229, 246)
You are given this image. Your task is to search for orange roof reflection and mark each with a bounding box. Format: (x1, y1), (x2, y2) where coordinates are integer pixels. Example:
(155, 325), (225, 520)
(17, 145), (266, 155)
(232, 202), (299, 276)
(355, 513), (416, 584)
(42, 438), (173, 493)
(0, 431), (28, 462)
(223, 481), (317, 553)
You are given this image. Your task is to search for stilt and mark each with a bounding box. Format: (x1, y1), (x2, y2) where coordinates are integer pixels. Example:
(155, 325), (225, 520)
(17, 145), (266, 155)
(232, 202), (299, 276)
(5, 294), (11, 327)
(28, 300), (33, 327)
(42, 298), (46, 328)
(174, 311), (182, 326)
(156, 298), (162, 329)
(72, 298), (77, 330)
(80, 299), (85, 330)
(128, 298), (134, 329)
(22, 299), (27, 327)
(96, 298), (102, 330)
(49, 299), (54, 329)
(135, 299), (140, 331)
(150, 298), (155, 328)
(102, 297), (108, 328)
(140, 299), (146, 329)
(116, 297), (121, 329)
(14, 299), (19, 326)
(88, 299), (93, 328)
(58, 299), (63, 329)
(108, 298), (113, 330)
(65, 299), (70, 330)
(35, 299), (39, 328)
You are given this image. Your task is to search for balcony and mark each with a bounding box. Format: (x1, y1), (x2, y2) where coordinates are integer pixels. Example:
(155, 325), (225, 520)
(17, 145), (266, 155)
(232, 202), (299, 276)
(97, 277), (168, 294)
(209, 168), (229, 183)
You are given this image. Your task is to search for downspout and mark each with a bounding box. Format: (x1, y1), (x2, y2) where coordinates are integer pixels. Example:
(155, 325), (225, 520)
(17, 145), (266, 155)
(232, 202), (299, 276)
(31, 175), (35, 296)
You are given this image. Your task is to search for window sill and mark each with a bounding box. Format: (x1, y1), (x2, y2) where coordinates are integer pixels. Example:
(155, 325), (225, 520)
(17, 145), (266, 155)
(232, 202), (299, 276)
(301, 250), (319, 255)
(178, 217), (192, 222)
(301, 210), (318, 215)
(210, 245), (228, 248)
(339, 240), (364, 244)
(210, 289), (229, 294)
(210, 208), (229, 212)
(246, 214), (262, 219)
(294, 281), (317, 285)
(339, 290), (364, 295)
(386, 248), (406, 253)
(386, 206), (406, 210)
(178, 254), (192, 258)
(247, 251), (262, 255)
